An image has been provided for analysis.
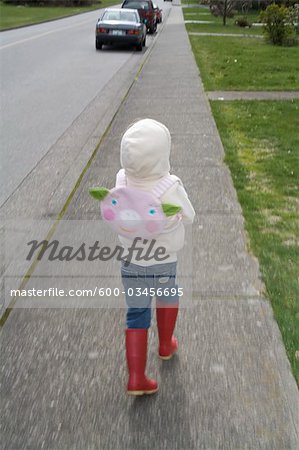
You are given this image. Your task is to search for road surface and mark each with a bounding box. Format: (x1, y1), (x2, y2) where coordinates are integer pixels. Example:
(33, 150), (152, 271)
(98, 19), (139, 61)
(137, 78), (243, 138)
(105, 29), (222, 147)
(0, 2), (169, 207)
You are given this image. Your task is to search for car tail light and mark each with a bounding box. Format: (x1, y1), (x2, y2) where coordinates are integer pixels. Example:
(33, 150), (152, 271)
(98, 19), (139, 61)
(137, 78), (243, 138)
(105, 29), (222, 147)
(127, 29), (139, 35)
(97, 27), (107, 33)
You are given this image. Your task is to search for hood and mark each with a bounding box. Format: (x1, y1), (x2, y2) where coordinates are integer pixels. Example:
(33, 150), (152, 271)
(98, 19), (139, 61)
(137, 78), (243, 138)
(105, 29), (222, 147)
(120, 118), (171, 181)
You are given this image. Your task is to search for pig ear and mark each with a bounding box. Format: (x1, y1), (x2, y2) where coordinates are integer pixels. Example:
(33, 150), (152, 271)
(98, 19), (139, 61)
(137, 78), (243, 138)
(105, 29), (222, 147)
(89, 187), (110, 201)
(162, 203), (182, 217)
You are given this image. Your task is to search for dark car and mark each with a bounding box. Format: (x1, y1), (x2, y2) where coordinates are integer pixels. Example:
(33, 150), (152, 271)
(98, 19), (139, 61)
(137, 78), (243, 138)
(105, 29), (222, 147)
(95, 8), (146, 51)
(153, 3), (162, 23)
(122, 0), (157, 34)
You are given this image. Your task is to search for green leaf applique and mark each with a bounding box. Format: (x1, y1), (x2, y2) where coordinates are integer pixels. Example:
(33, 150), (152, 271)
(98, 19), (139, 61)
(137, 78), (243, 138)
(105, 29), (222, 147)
(89, 187), (110, 201)
(162, 203), (182, 217)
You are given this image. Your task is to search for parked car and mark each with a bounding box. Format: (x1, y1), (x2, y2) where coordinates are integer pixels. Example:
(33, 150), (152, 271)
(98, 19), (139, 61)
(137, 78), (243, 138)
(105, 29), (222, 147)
(95, 8), (146, 51)
(122, 0), (157, 34)
(153, 3), (162, 23)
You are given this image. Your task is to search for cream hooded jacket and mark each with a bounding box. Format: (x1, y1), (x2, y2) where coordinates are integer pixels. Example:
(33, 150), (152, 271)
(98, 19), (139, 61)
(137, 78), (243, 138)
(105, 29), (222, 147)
(116, 118), (195, 266)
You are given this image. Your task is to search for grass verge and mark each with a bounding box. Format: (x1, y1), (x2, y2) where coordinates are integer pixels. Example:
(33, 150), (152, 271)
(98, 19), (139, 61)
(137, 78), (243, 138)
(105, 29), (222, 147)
(183, 5), (262, 35)
(0, 1), (119, 30)
(188, 36), (299, 90)
(210, 100), (299, 385)
(186, 23), (262, 35)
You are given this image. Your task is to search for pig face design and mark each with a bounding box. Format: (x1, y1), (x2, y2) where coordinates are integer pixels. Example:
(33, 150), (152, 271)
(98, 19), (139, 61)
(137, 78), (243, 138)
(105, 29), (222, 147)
(89, 186), (182, 239)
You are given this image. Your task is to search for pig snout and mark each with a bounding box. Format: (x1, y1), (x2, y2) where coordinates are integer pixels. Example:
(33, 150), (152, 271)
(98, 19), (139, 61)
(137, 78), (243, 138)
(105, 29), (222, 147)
(119, 209), (141, 227)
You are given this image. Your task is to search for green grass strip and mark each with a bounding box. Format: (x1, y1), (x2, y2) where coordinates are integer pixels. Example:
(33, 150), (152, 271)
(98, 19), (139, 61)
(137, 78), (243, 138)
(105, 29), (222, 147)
(186, 23), (262, 35)
(0, 1), (119, 30)
(211, 99), (299, 385)
(188, 35), (299, 91)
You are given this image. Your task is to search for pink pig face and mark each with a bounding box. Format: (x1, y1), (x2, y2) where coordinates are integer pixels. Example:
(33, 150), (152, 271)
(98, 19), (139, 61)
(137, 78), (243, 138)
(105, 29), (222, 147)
(100, 187), (166, 238)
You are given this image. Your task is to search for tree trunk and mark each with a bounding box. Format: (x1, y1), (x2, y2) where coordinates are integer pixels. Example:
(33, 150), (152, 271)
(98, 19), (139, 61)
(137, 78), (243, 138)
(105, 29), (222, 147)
(223, 0), (228, 25)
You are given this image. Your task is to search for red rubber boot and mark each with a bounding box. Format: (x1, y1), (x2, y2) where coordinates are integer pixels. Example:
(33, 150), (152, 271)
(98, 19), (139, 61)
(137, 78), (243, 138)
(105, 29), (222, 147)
(125, 329), (158, 395)
(156, 302), (179, 360)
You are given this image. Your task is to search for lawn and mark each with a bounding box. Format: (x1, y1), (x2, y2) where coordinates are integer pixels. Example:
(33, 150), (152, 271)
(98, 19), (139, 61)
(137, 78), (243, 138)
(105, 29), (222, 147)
(211, 100), (299, 385)
(183, 5), (261, 34)
(184, 4), (299, 91)
(0, 1), (119, 30)
(183, 6), (261, 24)
(188, 36), (299, 91)
(186, 23), (262, 35)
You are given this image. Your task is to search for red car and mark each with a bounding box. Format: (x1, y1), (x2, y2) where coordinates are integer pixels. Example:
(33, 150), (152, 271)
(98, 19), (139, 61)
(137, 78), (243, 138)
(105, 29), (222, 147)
(122, 0), (157, 34)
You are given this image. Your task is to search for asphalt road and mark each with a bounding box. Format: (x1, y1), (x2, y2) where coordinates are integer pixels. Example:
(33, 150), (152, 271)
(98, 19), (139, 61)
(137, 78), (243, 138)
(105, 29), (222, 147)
(0, 1), (169, 208)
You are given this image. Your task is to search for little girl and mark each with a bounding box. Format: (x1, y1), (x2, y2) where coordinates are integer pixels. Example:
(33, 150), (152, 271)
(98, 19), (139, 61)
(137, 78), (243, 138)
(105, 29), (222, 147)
(91, 118), (195, 395)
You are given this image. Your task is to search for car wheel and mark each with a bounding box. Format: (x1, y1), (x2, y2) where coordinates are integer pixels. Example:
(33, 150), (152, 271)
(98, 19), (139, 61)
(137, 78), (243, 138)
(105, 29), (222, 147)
(95, 40), (102, 50)
(142, 36), (146, 47)
(136, 41), (143, 51)
(150, 23), (156, 34)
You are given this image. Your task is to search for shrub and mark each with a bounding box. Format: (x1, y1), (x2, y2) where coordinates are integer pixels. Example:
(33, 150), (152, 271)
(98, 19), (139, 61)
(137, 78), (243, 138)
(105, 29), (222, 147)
(277, 0), (298, 6)
(235, 16), (252, 27)
(248, 1), (297, 11)
(260, 3), (295, 45)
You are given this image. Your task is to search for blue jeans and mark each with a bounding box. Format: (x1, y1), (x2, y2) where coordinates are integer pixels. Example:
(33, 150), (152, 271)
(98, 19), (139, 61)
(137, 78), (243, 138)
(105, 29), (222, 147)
(121, 261), (179, 329)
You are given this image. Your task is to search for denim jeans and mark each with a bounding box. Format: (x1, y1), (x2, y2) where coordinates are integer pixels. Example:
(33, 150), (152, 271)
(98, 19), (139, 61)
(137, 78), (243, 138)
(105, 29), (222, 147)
(121, 261), (179, 329)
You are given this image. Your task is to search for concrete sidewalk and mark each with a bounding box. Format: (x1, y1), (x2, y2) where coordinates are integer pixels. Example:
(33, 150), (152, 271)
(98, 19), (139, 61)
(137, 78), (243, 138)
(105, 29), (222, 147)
(1, 5), (298, 450)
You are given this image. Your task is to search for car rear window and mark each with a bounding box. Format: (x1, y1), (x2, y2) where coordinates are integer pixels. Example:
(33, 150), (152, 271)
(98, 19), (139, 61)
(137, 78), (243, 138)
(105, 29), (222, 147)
(102, 11), (138, 22)
(123, 2), (149, 11)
